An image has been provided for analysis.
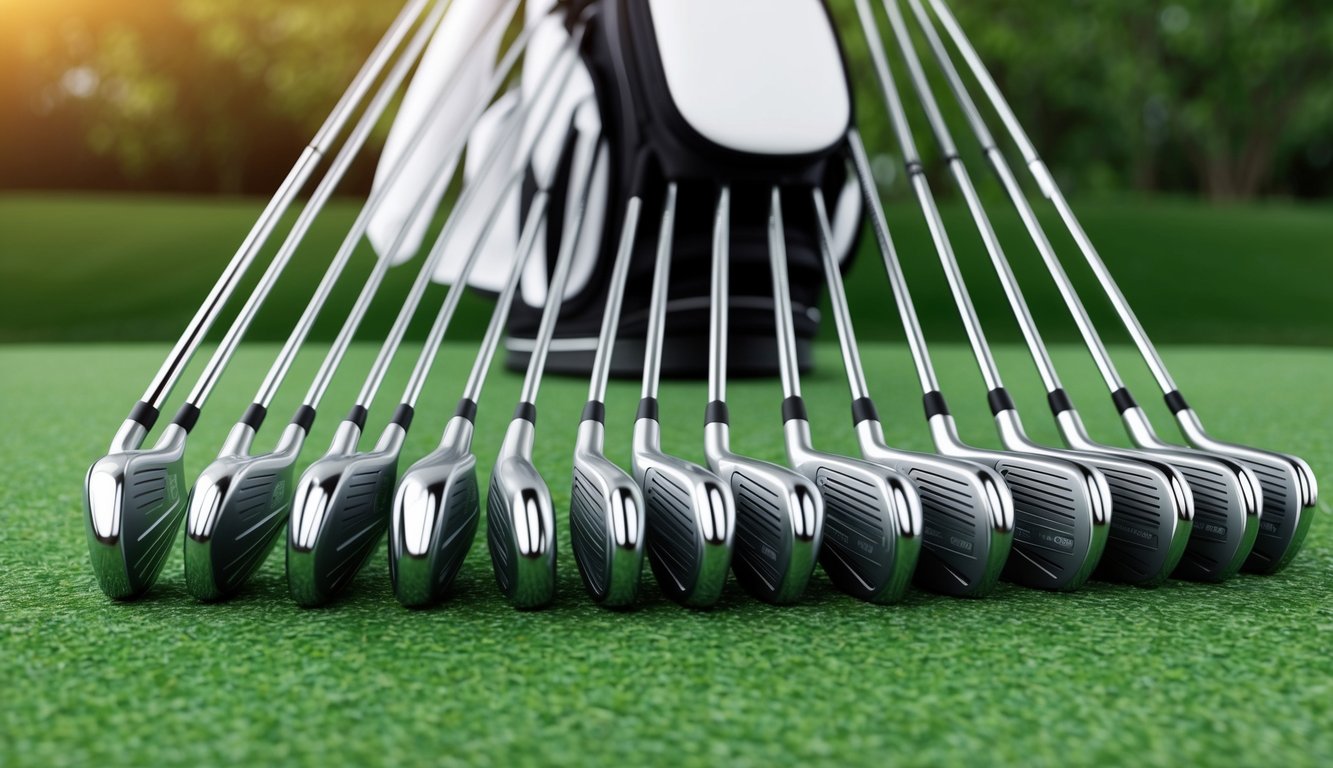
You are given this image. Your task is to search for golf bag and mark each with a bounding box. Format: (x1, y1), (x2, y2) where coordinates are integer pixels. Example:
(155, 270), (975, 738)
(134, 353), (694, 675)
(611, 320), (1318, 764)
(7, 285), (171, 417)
(498, 0), (863, 377)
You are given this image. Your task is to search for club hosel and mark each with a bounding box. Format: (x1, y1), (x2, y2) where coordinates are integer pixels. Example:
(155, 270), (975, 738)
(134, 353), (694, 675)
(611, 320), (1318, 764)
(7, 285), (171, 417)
(927, 413), (970, 457)
(783, 418), (818, 466)
(1172, 408), (1211, 445)
(575, 418), (606, 457)
(438, 415), (475, 454)
(1120, 406), (1169, 449)
(1054, 409), (1100, 451)
(854, 418), (890, 452)
(631, 418), (660, 467)
(992, 409), (1028, 447)
(109, 418), (150, 453)
(325, 419), (363, 456)
(704, 420), (732, 461)
(500, 412), (536, 460)
(273, 421), (307, 455)
(218, 422), (258, 458)
(373, 422), (408, 455)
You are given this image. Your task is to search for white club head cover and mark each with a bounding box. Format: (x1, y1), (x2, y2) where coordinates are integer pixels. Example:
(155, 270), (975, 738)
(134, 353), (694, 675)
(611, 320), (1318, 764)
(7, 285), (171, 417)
(367, 0), (510, 266)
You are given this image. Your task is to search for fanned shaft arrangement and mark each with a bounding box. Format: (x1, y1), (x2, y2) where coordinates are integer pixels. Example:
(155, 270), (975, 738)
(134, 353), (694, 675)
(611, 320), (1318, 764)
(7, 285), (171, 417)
(84, 0), (1317, 609)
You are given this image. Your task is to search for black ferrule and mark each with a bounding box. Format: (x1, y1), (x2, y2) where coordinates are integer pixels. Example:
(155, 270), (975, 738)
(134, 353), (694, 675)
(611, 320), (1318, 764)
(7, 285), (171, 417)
(942, 152), (961, 164)
(1111, 388), (1138, 414)
(581, 400), (605, 424)
(923, 391), (950, 419)
(1047, 388), (1074, 416)
(241, 403), (267, 431)
(454, 398), (478, 423)
(291, 405), (317, 434)
(171, 403), (201, 433)
(782, 396), (808, 424)
(636, 397), (659, 422)
(391, 404), (415, 431)
(705, 400), (729, 426)
(905, 161), (925, 177)
(1164, 390), (1190, 414)
(850, 397), (879, 426)
(987, 387), (1017, 416)
(345, 405), (368, 431)
(128, 401), (160, 432)
(513, 402), (537, 425)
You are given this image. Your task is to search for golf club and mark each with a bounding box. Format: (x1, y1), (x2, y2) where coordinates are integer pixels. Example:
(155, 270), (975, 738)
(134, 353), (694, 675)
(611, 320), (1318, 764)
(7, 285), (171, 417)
(83, 0), (436, 599)
(926, 0), (1313, 574)
(917, 0), (1266, 580)
(286, 36), (586, 607)
(487, 127), (603, 610)
(632, 183), (736, 609)
(570, 195), (647, 608)
(770, 187), (922, 603)
(704, 187), (824, 605)
(883, 0), (1192, 586)
(812, 188), (1013, 597)
(852, 0), (1110, 591)
(183, 0), (535, 600)
(389, 188), (550, 608)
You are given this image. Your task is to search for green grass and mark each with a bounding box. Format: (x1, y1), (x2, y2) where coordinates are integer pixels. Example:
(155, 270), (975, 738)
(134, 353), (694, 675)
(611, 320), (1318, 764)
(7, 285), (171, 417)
(3, 193), (1332, 345)
(2, 341), (1330, 767)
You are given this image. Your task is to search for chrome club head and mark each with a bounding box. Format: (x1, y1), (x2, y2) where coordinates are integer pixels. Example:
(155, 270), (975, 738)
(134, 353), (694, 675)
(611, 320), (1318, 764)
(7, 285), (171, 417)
(1175, 411), (1317, 574)
(705, 419), (823, 605)
(485, 412), (556, 610)
(571, 413), (646, 607)
(1069, 447), (1192, 587)
(1128, 445), (1260, 582)
(994, 410), (1192, 588)
(786, 416), (921, 604)
(390, 413), (480, 608)
(84, 422), (189, 600)
(929, 414), (1110, 591)
(287, 419), (406, 607)
(856, 419), (1014, 597)
(184, 421), (306, 601)
(632, 407), (735, 608)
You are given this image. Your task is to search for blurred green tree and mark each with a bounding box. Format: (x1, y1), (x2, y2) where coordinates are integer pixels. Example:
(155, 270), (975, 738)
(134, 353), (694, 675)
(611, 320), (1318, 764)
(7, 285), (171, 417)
(5, 0), (1332, 200)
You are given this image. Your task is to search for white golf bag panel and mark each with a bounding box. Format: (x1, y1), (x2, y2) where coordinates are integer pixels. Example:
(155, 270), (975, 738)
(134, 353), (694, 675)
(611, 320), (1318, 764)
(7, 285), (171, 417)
(645, 0), (852, 156)
(366, 0), (508, 266)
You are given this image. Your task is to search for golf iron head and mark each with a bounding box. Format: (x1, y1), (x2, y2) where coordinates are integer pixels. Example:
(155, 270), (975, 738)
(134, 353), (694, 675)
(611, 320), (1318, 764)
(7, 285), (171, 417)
(1175, 411), (1317, 574)
(486, 411), (557, 609)
(571, 413), (646, 607)
(84, 420), (189, 600)
(994, 409), (1193, 587)
(287, 416), (407, 607)
(184, 419), (307, 600)
(928, 413), (1111, 591)
(855, 421), (1014, 598)
(632, 404), (736, 608)
(705, 418), (823, 605)
(785, 414), (921, 604)
(390, 410), (480, 607)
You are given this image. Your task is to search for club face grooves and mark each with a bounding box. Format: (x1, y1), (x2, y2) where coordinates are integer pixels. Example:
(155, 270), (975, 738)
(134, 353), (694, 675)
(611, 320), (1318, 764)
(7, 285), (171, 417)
(570, 454), (646, 608)
(985, 454), (1107, 592)
(84, 435), (189, 600)
(715, 457), (822, 605)
(860, 440), (1013, 597)
(485, 457), (556, 610)
(635, 444), (735, 609)
(286, 452), (400, 607)
(184, 451), (298, 601)
(797, 453), (921, 604)
(389, 447), (480, 608)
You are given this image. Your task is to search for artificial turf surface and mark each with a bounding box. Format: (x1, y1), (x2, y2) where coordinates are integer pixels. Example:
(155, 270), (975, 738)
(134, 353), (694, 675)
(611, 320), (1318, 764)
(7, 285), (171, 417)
(2, 341), (1330, 767)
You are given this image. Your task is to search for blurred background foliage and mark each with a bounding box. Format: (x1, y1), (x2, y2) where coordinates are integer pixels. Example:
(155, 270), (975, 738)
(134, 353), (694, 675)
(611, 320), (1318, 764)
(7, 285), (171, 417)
(3, 0), (1332, 200)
